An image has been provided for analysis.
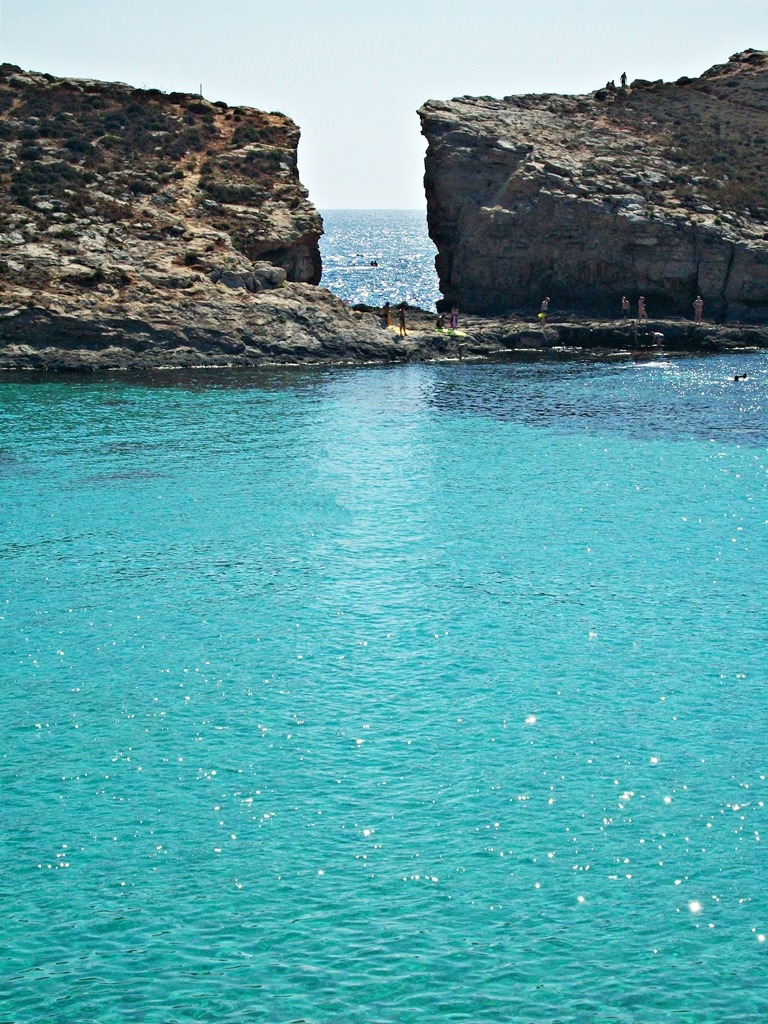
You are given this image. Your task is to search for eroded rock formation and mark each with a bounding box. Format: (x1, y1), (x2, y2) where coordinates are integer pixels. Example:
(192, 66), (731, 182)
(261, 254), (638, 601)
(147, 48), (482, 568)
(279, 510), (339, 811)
(0, 65), (392, 368)
(419, 50), (768, 321)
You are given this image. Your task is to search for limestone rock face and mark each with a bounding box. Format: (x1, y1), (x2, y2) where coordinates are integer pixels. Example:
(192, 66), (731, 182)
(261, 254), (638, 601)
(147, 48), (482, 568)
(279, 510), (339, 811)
(0, 65), (377, 367)
(419, 50), (768, 320)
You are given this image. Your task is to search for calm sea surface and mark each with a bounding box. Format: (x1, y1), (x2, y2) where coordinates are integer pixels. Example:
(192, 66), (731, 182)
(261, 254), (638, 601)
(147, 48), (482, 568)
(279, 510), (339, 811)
(2, 213), (768, 1023)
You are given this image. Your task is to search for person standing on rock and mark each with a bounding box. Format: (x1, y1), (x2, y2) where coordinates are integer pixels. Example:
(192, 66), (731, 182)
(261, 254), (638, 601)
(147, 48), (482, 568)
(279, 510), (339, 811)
(620, 71), (627, 88)
(638, 296), (647, 319)
(398, 303), (407, 338)
(693, 295), (704, 322)
(621, 296), (630, 318)
(383, 301), (392, 328)
(539, 296), (550, 321)
(450, 307), (458, 330)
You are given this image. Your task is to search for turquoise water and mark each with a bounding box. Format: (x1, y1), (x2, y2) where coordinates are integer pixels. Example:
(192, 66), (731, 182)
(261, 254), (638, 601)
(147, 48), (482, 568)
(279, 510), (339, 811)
(2, 355), (768, 1023)
(320, 209), (441, 310)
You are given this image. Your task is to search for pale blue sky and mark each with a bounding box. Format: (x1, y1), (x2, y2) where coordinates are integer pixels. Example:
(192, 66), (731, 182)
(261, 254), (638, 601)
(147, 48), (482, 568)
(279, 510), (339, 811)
(2, 0), (766, 207)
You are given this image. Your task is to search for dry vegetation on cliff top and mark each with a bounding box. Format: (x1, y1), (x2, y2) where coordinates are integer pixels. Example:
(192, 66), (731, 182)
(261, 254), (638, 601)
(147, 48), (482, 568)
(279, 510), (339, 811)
(602, 50), (768, 221)
(0, 63), (321, 282)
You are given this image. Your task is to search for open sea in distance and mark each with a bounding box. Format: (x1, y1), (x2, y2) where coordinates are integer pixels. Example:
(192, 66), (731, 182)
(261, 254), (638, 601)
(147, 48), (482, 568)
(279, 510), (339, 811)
(320, 209), (441, 311)
(1, 210), (768, 1024)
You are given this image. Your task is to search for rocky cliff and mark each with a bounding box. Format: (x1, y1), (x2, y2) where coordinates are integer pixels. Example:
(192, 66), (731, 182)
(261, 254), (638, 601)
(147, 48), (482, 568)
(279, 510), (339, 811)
(0, 65), (393, 369)
(419, 50), (768, 321)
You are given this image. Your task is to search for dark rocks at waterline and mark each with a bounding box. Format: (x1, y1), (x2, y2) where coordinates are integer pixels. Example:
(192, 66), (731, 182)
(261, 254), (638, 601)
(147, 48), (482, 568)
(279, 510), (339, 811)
(2, 301), (766, 371)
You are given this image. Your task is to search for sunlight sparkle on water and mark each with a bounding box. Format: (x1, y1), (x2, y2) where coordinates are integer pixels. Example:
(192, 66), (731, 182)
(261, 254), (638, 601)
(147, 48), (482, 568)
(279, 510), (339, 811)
(2, 348), (768, 1023)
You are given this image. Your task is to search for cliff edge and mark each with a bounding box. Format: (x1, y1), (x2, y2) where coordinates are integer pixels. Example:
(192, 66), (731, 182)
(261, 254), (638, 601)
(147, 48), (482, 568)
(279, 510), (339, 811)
(419, 50), (768, 320)
(0, 66), (391, 369)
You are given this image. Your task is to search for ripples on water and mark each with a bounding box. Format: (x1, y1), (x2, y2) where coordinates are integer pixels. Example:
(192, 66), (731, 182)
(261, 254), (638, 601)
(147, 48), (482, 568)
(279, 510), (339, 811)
(320, 209), (441, 310)
(1, 355), (767, 1023)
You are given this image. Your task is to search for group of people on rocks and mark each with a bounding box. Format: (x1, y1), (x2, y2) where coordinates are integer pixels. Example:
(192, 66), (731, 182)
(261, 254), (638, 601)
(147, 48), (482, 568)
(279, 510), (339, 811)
(435, 308), (459, 331)
(620, 293), (705, 322)
(384, 302), (460, 337)
(383, 290), (707, 339)
(539, 293), (707, 322)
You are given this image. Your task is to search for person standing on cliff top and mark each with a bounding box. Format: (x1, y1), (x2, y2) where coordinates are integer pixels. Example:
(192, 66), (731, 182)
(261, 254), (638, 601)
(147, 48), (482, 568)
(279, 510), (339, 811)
(620, 71), (627, 88)
(693, 295), (704, 322)
(398, 303), (407, 338)
(638, 296), (647, 319)
(621, 296), (630, 317)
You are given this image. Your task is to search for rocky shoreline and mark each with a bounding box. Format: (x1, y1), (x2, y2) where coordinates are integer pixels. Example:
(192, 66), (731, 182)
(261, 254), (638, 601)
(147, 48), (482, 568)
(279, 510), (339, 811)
(0, 65), (338, 373)
(2, 59), (768, 373)
(1, 299), (766, 372)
